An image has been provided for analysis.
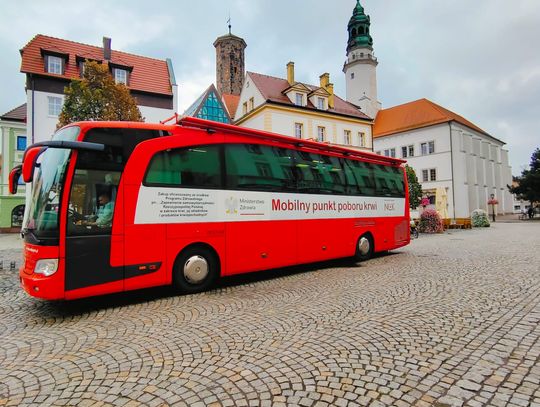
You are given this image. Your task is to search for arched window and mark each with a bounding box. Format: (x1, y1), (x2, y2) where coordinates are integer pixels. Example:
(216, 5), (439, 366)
(351, 28), (357, 37)
(11, 205), (25, 227)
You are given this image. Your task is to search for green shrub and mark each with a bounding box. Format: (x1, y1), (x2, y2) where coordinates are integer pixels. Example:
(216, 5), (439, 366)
(471, 209), (490, 227)
(418, 208), (444, 233)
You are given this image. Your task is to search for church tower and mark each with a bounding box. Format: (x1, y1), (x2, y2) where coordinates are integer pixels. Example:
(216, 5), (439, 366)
(343, 0), (381, 118)
(214, 30), (247, 96)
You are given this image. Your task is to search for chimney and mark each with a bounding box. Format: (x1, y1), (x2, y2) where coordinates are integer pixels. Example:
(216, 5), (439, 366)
(327, 83), (335, 109)
(319, 73), (330, 89)
(287, 61), (295, 85)
(103, 37), (111, 60)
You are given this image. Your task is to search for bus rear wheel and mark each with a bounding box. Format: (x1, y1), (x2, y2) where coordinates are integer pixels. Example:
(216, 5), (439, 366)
(355, 233), (374, 262)
(173, 246), (219, 293)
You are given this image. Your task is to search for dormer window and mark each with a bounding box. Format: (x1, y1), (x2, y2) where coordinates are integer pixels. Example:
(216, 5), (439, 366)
(114, 68), (128, 84)
(47, 55), (63, 74)
(317, 97), (325, 110)
(295, 93), (303, 106)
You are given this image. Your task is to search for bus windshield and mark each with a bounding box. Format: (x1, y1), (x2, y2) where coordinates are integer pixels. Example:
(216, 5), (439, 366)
(24, 126), (80, 238)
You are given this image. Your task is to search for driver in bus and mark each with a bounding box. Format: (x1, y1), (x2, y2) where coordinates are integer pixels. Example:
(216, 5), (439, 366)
(87, 192), (114, 227)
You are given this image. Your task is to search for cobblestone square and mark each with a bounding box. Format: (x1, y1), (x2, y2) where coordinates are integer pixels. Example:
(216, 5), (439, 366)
(0, 222), (539, 406)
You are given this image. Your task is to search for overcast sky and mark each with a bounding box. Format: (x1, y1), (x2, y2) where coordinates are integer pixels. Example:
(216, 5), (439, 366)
(1, 0), (538, 174)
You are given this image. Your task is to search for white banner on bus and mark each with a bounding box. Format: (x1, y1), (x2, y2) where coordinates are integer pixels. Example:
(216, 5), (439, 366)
(134, 186), (406, 224)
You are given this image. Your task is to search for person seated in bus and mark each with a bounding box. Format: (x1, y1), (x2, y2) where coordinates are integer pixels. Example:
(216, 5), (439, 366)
(86, 192), (114, 227)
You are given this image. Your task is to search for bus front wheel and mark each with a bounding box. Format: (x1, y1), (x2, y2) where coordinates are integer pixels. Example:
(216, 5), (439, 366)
(173, 246), (219, 293)
(355, 233), (374, 262)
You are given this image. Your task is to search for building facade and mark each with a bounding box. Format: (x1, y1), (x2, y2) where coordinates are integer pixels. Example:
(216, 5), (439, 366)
(20, 35), (178, 144)
(214, 33), (247, 97)
(373, 99), (513, 217)
(343, 0), (381, 119)
(234, 66), (373, 151)
(0, 104), (26, 231)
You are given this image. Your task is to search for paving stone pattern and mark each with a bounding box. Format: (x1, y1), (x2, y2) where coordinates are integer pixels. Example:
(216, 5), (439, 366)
(0, 222), (539, 406)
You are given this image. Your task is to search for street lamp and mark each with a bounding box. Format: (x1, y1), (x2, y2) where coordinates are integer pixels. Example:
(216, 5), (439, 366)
(488, 193), (498, 222)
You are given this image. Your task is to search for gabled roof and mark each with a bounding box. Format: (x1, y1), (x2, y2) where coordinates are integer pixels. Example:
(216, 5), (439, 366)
(20, 34), (173, 96)
(0, 103), (26, 122)
(182, 84), (231, 124)
(222, 94), (240, 118)
(374, 98), (491, 138)
(246, 72), (372, 120)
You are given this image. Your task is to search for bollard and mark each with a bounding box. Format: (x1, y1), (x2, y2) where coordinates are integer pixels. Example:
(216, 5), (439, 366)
(10, 261), (16, 271)
(0, 260), (3, 270)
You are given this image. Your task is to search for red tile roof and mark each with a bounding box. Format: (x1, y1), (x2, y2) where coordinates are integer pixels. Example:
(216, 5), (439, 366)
(0, 103), (26, 122)
(222, 94), (240, 118)
(247, 72), (372, 120)
(374, 98), (490, 138)
(20, 35), (172, 96)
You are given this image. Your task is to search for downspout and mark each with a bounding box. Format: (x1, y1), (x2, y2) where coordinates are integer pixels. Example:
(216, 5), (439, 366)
(449, 122), (456, 220)
(31, 74), (35, 144)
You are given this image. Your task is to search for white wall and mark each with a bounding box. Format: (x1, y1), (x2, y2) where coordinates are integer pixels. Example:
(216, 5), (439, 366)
(344, 48), (381, 119)
(27, 90), (176, 142)
(139, 105), (176, 124)
(374, 121), (514, 218)
(234, 73), (266, 119)
(453, 122), (513, 215)
(374, 123), (454, 215)
(239, 105), (372, 151)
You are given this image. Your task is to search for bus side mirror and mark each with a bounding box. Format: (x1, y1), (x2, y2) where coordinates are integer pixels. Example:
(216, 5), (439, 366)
(22, 146), (45, 183)
(9, 165), (22, 194)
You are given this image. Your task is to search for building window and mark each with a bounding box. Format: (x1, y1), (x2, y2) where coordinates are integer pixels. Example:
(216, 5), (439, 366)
(358, 132), (366, 147)
(343, 130), (351, 145)
(384, 148), (396, 158)
(17, 136), (27, 151)
(350, 72), (355, 79)
(243, 102), (248, 115)
(295, 93), (303, 106)
(422, 169), (437, 182)
(114, 68), (128, 84)
(46, 55), (63, 74)
(317, 126), (326, 142)
(317, 97), (325, 110)
(402, 144), (415, 158)
(48, 96), (62, 117)
(249, 97), (254, 111)
(294, 123), (303, 139)
(421, 141), (435, 155)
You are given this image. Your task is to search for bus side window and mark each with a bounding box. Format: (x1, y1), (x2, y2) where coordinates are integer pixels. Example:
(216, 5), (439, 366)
(225, 144), (296, 192)
(145, 146), (221, 188)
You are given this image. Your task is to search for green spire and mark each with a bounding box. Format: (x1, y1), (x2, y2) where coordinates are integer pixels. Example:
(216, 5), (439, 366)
(347, 0), (373, 52)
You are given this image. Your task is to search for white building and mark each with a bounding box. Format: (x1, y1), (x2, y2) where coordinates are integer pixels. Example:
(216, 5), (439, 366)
(20, 35), (178, 144)
(342, 1), (514, 218)
(343, 0), (381, 119)
(373, 99), (513, 217)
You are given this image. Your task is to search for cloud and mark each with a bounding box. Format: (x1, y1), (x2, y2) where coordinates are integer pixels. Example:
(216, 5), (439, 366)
(1, 0), (538, 174)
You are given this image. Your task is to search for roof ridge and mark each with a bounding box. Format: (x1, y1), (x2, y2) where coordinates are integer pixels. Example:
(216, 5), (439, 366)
(423, 98), (453, 120)
(25, 34), (168, 63)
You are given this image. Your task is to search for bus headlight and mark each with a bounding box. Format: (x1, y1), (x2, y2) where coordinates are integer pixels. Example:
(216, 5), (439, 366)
(34, 259), (58, 276)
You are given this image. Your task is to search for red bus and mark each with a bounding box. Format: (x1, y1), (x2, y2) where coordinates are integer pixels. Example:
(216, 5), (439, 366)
(9, 117), (409, 300)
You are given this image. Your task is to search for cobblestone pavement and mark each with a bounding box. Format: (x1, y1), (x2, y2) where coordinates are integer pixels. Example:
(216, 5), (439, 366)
(0, 222), (539, 407)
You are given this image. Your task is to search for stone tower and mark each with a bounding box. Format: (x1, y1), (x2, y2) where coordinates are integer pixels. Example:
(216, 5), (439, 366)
(343, 0), (381, 118)
(214, 32), (247, 96)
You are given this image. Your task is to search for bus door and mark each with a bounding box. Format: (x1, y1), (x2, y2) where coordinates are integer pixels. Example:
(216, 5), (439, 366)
(65, 128), (162, 297)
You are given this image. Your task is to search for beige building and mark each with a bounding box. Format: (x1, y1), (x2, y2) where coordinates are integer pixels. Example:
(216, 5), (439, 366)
(233, 65), (373, 151)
